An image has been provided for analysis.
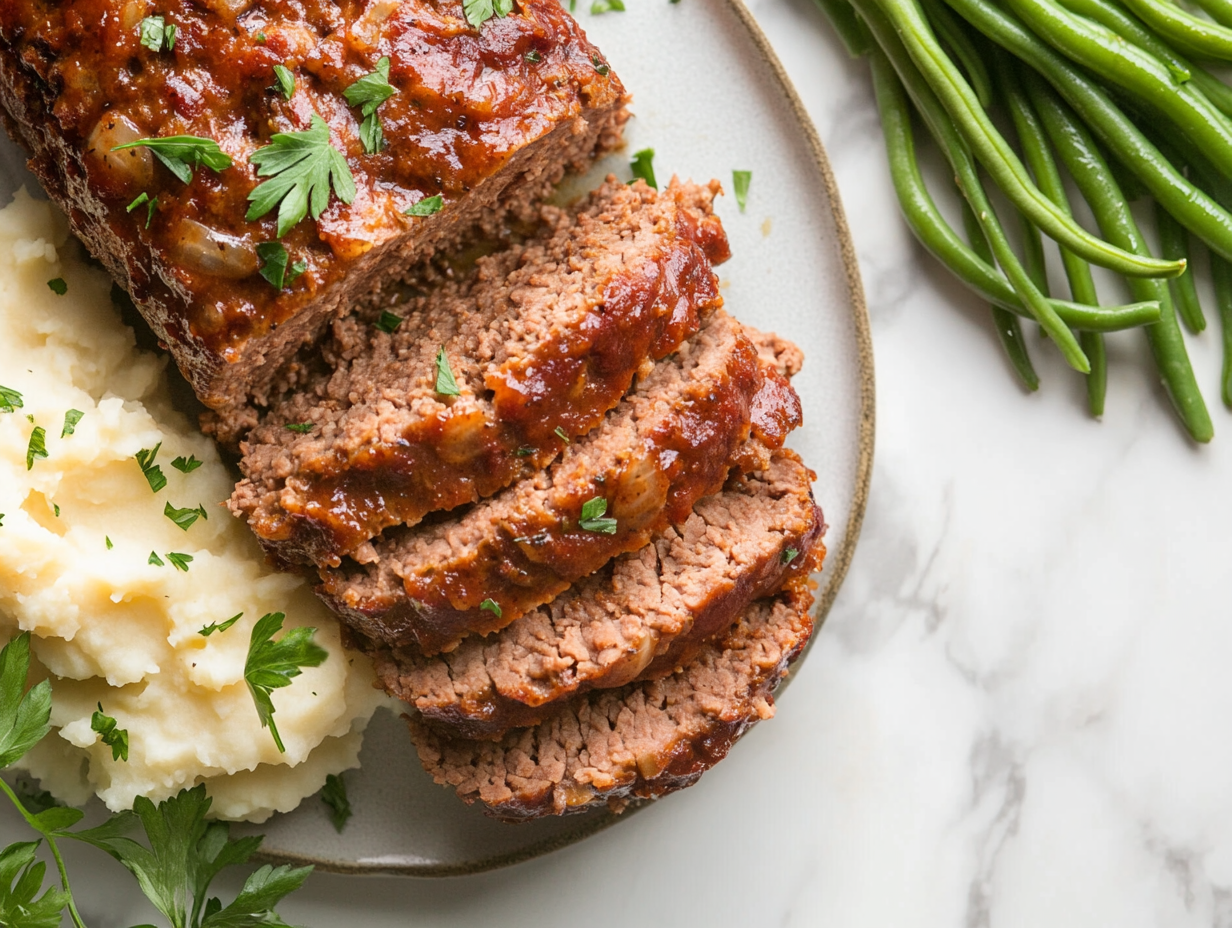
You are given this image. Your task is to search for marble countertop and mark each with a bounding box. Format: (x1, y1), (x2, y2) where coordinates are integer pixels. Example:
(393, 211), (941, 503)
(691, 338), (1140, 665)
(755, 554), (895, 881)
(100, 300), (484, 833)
(47, 1), (1232, 923)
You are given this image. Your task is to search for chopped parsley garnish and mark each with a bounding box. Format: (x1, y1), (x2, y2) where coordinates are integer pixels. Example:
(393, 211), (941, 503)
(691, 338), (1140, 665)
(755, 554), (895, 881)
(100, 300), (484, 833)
(26, 426), (47, 471)
(244, 612), (328, 753)
(0, 514), (5, 527)
(404, 194), (444, 217)
(516, 446), (535, 456)
(733, 170), (752, 212)
(463, 0), (514, 29)
(479, 598), (503, 618)
(781, 547), (799, 564)
(273, 63), (296, 100)
(126, 191), (159, 228)
(90, 703), (129, 762)
(200, 612), (242, 637)
(554, 426), (570, 443)
(285, 422), (314, 434)
(166, 552), (193, 572)
(435, 346), (461, 396)
(148, 551), (164, 566)
(139, 15), (175, 52)
(61, 409), (84, 438)
(47, 278), (67, 295)
(164, 501), (207, 531)
(256, 30), (268, 42)
(630, 148), (657, 189)
(320, 773), (352, 832)
(525, 49), (543, 63)
(375, 310), (404, 333)
(0, 385), (23, 413)
(112, 136), (233, 184)
(592, 54), (610, 76)
(52, 503), (60, 517)
(344, 57), (398, 154)
(135, 443), (167, 493)
(171, 454), (202, 473)
(578, 496), (618, 533)
(591, 0), (625, 11)
(257, 241), (307, 290)
(105, 536), (113, 549)
(247, 114), (357, 238)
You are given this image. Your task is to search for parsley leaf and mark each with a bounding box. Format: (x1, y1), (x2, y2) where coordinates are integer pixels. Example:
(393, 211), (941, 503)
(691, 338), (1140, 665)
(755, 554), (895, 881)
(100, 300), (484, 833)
(164, 502), (208, 531)
(172, 454), (203, 473)
(0, 385), (22, 413)
(148, 551), (164, 566)
(106, 536), (113, 550)
(47, 278), (67, 296)
(733, 170), (752, 212)
(0, 633), (52, 769)
(781, 547), (799, 564)
(200, 613), (242, 637)
(578, 496), (618, 533)
(127, 191), (159, 228)
(166, 552), (193, 572)
(284, 422), (314, 434)
(516, 446), (535, 456)
(247, 114), (357, 238)
(435, 346), (461, 396)
(91, 704), (129, 762)
(0, 841), (69, 928)
(12, 776), (61, 816)
(272, 64), (295, 100)
(404, 194), (443, 217)
(630, 148), (657, 189)
(135, 443), (167, 493)
(112, 136), (233, 185)
(463, 0), (514, 28)
(61, 409), (84, 438)
(139, 16), (175, 52)
(26, 426), (47, 471)
(525, 49), (542, 62)
(592, 53), (610, 76)
(554, 426), (570, 443)
(344, 57), (397, 154)
(591, 0), (625, 12)
(256, 241), (306, 291)
(244, 612), (328, 752)
(320, 773), (352, 832)
(375, 310), (403, 334)
(479, 598), (502, 618)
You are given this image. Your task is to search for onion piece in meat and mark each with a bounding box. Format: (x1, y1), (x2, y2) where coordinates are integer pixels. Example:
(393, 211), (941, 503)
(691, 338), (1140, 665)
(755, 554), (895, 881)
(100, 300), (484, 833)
(169, 219), (260, 279)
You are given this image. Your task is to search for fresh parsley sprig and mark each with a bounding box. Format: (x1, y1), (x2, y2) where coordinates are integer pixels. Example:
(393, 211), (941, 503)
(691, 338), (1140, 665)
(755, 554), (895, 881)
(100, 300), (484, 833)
(112, 136), (233, 184)
(344, 57), (398, 154)
(244, 612), (328, 753)
(246, 114), (356, 238)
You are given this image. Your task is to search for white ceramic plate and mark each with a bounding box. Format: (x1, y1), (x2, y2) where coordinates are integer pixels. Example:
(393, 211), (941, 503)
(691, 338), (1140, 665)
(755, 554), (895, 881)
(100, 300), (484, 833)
(0, 0), (872, 876)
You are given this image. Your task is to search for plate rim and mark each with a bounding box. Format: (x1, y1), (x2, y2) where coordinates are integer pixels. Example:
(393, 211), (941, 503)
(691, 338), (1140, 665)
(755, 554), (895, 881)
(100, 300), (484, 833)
(257, 0), (875, 878)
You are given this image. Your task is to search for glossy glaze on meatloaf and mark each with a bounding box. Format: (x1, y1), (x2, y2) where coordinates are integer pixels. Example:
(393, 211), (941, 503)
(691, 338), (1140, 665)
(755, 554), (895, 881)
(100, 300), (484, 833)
(0, 0), (628, 411)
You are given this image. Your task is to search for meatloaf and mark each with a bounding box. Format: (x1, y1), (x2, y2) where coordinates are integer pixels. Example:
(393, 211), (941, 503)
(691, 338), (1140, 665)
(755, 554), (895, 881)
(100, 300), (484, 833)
(227, 178), (730, 568)
(0, 0), (627, 412)
(372, 449), (825, 739)
(319, 310), (804, 654)
(410, 578), (819, 821)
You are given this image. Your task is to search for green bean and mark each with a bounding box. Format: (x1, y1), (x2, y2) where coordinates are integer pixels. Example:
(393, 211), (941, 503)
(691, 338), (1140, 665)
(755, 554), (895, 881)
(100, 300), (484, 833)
(867, 26), (1161, 333)
(1027, 71), (1213, 440)
(1055, 0), (1232, 119)
(995, 56), (1108, 414)
(1116, 0), (1232, 60)
(1019, 210), (1050, 293)
(942, 0), (1232, 262)
(1213, 254), (1232, 408)
(859, 2), (1090, 372)
(1155, 202), (1206, 332)
(1190, 0), (1232, 30)
(811, 0), (874, 57)
(871, 0), (1184, 285)
(960, 198), (1042, 388)
(919, 0), (995, 106)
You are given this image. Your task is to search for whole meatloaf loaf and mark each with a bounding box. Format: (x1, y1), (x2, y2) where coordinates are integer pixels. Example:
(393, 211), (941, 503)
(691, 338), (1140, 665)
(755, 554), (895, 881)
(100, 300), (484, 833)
(0, 0), (628, 411)
(228, 178), (730, 568)
(409, 578), (820, 821)
(319, 310), (804, 654)
(372, 449), (825, 739)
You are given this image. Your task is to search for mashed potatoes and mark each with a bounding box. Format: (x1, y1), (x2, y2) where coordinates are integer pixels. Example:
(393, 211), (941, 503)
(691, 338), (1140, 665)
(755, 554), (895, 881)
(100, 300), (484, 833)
(0, 190), (390, 821)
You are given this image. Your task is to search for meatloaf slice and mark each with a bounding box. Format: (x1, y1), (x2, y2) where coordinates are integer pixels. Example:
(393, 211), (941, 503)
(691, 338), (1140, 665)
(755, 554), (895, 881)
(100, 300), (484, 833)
(0, 0), (627, 412)
(319, 310), (803, 654)
(410, 579), (818, 821)
(372, 449), (824, 739)
(227, 178), (730, 569)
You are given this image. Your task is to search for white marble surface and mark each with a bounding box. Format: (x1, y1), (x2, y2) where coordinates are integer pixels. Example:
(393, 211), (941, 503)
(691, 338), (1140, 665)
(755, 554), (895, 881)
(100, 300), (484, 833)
(17, 1), (1232, 924)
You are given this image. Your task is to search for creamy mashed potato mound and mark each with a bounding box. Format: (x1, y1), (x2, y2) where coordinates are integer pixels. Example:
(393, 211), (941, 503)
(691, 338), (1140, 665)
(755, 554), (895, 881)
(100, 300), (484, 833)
(0, 190), (390, 821)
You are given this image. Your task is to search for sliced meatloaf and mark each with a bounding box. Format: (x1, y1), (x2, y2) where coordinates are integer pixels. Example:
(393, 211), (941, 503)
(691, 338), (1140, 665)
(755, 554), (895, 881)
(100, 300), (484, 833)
(372, 449), (825, 739)
(0, 0), (627, 412)
(410, 580), (818, 821)
(227, 178), (730, 568)
(319, 310), (803, 654)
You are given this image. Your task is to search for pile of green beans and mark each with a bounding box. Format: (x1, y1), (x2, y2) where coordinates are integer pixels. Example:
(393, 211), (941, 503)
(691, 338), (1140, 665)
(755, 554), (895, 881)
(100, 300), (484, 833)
(811, 0), (1232, 441)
